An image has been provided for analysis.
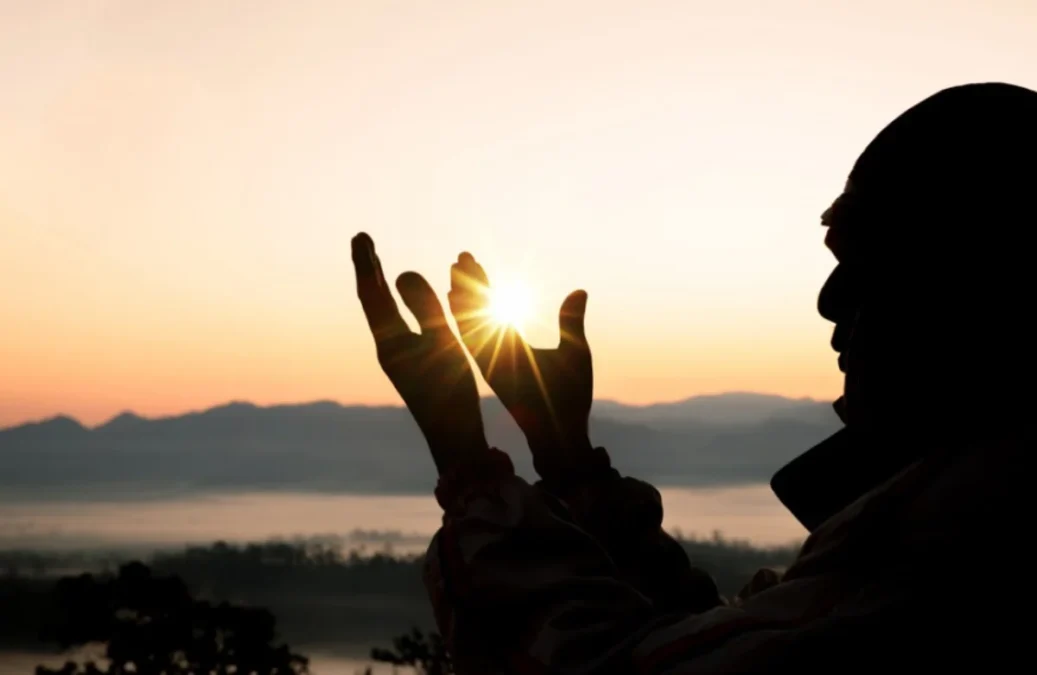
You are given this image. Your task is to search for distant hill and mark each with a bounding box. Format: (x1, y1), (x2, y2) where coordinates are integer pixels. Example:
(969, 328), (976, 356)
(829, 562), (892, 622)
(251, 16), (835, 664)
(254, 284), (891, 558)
(592, 392), (834, 428)
(0, 394), (841, 499)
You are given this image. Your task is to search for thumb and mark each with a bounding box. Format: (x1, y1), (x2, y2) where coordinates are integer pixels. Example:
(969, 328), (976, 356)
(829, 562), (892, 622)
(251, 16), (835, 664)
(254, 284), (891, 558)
(558, 290), (589, 349)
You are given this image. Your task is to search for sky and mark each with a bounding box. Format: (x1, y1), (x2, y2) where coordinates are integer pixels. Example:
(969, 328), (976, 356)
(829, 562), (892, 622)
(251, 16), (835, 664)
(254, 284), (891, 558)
(2, 0), (1035, 427)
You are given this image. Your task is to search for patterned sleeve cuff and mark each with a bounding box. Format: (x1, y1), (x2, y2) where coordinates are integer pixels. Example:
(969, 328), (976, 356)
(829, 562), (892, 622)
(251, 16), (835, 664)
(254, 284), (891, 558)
(563, 473), (664, 546)
(434, 447), (516, 513)
(534, 445), (617, 494)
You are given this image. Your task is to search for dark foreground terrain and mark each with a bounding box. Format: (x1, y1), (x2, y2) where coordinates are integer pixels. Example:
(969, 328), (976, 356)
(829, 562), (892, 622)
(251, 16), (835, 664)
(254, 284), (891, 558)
(1, 533), (798, 655)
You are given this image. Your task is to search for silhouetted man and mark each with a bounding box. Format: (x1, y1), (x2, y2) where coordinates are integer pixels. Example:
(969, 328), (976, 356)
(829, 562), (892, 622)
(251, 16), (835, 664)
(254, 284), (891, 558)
(352, 82), (1035, 673)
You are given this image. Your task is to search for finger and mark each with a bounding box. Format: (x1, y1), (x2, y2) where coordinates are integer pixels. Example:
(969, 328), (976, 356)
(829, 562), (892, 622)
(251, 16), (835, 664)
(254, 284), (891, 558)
(449, 255), (489, 328)
(737, 568), (781, 603)
(396, 272), (451, 339)
(449, 257), (500, 370)
(458, 251), (489, 287)
(351, 232), (409, 344)
(558, 290), (589, 349)
(449, 253), (489, 309)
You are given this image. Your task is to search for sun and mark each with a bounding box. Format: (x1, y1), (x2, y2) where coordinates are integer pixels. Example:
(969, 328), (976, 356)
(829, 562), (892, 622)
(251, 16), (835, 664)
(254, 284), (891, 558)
(487, 279), (534, 332)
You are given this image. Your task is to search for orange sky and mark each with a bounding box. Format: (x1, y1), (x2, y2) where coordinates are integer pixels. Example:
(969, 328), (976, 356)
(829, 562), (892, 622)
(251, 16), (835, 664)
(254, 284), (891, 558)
(2, 1), (1036, 427)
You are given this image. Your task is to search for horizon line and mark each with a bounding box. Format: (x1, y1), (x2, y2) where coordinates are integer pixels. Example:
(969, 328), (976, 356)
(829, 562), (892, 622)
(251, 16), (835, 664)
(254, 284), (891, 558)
(2, 390), (830, 432)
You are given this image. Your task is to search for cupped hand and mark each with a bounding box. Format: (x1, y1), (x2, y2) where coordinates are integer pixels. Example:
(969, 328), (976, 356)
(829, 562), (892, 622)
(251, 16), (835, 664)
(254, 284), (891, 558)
(448, 252), (594, 476)
(352, 233), (488, 474)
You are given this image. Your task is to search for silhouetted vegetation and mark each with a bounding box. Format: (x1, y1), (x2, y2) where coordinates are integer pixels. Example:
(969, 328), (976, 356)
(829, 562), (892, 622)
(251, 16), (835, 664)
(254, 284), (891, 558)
(34, 561), (307, 675)
(0, 574), (56, 650)
(1, 533), (798, 658)
(371, 627), (451, 675)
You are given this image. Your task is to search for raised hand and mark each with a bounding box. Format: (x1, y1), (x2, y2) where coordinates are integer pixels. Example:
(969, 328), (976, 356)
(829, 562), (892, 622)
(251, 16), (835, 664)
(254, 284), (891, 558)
(447, 251), (723, 612)
(352, 233), (489, 474)
(448, 252), (595, 484)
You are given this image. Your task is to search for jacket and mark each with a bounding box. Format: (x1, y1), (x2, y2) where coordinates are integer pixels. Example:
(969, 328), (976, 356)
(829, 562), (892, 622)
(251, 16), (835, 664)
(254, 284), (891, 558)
(423, 430), (1027, 673)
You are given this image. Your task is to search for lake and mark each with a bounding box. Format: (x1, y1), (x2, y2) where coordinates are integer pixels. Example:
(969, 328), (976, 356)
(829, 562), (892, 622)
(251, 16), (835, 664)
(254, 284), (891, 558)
(0, 484), (806, 552)
(0, 485), (805, 674)
(0, 649), (416, 675)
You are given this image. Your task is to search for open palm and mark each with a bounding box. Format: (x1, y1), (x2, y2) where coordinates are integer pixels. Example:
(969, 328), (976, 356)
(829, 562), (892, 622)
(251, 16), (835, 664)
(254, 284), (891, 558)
(352, 234), (488, 475)
(448, 253), (594, 481)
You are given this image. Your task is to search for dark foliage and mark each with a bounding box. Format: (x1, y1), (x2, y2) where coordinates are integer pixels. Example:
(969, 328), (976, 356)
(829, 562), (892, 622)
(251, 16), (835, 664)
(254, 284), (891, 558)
(371, 627), (452, 675)
(33, 562), (307, 675)
(0, 534), (798, 656)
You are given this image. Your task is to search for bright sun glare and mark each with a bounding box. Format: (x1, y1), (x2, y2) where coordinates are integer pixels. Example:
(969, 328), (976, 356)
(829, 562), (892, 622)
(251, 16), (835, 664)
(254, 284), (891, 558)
(487, 280), (534, 332)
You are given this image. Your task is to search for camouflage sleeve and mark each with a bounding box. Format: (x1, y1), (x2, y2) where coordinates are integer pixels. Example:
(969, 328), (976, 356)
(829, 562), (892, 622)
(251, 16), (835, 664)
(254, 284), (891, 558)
(536, 447), (724, 612)
(423, 461), (649, 673)
(422, 448), (745, 674)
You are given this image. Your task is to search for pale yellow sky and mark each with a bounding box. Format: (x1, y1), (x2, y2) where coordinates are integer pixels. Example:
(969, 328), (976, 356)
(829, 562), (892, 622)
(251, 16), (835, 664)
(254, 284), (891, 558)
(2, 0), (1035, 427)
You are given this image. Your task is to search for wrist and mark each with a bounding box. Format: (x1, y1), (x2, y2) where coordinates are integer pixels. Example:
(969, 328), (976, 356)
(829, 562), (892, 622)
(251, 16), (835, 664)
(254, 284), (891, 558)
(531, 442), (615, 495)
(526, 428), (593, 457)
(433, 446), (515, 513)
(426, 430), (491, 475)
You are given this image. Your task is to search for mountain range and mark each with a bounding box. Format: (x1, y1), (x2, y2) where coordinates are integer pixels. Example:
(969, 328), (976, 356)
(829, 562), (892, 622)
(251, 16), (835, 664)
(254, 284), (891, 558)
(0, 393), (841, 500)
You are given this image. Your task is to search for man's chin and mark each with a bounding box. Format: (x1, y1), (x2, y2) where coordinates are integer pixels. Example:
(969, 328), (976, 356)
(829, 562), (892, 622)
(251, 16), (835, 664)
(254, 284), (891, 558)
(832, 396), (848, 424)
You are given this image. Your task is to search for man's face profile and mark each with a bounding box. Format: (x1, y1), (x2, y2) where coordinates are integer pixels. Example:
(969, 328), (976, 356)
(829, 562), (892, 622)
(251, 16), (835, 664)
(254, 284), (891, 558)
(818, 184), (863, 425)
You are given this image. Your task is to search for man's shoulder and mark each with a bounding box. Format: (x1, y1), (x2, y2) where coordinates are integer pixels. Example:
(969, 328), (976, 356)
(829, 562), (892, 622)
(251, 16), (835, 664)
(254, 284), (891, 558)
(788, 435), (1025, 584)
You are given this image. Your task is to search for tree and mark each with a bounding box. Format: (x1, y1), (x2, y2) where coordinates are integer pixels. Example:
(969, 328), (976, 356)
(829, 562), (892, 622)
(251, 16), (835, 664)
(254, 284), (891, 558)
(371, 626), (452, 675)
(37, 561), (308, 675)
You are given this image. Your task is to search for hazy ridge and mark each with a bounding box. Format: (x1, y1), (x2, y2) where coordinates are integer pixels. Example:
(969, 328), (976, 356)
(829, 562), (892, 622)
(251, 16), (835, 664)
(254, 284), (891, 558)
(0, 393), (841, 498)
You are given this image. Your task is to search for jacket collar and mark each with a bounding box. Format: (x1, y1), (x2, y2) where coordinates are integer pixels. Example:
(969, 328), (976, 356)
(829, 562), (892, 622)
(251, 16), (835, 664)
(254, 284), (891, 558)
(770, 427), (922, 532)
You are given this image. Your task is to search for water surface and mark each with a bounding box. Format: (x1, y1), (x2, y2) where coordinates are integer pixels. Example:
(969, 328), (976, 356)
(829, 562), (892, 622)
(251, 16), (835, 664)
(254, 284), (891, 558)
(0, 485), (805, 551)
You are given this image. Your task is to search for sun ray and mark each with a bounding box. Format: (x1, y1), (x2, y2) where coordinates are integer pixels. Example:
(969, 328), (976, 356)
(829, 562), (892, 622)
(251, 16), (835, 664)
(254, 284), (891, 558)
(520, 335), (555, 425)
(485, 325), (507, 379)
(460, 317), (499, 359)
(487, 279), (534, 335)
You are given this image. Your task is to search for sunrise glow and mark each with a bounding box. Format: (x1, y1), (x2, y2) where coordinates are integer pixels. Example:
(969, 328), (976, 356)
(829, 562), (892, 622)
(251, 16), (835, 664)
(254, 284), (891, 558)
(487, 279), (535, 334)
(3, 1), (1034, 426)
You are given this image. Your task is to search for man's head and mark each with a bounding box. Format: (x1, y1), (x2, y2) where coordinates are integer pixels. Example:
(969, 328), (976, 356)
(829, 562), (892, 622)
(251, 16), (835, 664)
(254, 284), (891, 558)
(819, 83), (1037, 436)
